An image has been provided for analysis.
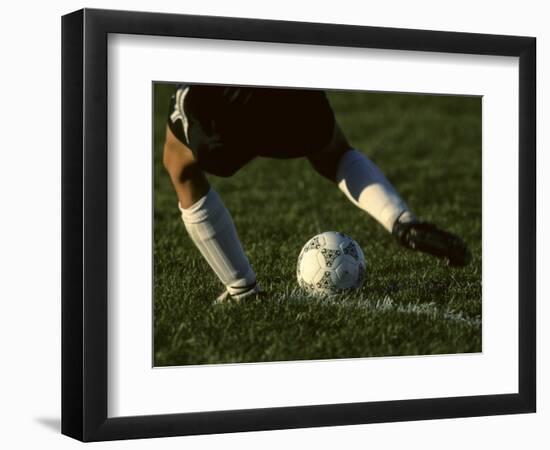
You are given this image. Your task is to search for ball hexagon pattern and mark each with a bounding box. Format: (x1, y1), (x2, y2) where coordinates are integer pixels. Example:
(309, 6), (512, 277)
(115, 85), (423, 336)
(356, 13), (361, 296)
(297, 231), (366, 296)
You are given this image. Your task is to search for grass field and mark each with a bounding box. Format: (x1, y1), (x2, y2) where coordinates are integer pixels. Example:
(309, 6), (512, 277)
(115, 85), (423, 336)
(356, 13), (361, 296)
(153, 84), (482, 367)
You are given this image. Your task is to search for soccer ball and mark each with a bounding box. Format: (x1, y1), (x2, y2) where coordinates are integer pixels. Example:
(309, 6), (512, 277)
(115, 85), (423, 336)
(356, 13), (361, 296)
(297, 231), (366, 296)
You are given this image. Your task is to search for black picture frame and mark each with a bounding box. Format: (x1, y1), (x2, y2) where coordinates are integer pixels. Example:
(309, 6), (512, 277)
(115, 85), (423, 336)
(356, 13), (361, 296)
(62, 8), (536, 442)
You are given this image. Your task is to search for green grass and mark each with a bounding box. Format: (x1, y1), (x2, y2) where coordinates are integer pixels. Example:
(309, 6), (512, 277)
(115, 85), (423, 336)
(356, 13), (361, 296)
(153, 84), (482, 366)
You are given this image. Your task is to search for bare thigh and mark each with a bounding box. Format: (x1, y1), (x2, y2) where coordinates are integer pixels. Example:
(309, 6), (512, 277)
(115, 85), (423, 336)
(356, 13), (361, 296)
(162, 126), (210, 208)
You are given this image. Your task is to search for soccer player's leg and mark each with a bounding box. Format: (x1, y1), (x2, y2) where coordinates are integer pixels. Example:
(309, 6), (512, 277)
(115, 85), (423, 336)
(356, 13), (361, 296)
(307, 123), (470, 267)
(162, 126), (259, 301)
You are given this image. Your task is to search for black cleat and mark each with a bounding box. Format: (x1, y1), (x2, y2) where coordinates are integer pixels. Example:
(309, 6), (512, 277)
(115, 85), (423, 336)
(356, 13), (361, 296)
(392, 221), (470, 267)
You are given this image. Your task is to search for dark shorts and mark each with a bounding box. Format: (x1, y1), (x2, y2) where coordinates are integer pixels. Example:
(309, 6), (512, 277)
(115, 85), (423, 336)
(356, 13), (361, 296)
(167, 84), (336, 177)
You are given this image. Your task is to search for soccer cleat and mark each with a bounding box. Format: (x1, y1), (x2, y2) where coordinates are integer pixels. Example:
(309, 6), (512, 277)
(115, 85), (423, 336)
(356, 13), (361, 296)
(215, 283), (262, 304)
(392, 220), (470, 267)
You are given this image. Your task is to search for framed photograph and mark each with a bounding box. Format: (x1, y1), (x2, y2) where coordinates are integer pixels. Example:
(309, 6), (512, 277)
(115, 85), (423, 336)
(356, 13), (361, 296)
(62, 8), (536, 442)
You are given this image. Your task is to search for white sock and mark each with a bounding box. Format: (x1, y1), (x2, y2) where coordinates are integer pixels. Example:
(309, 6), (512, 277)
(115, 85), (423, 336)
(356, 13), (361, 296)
(179, 189), (256, 296)
(336, 149), (415, 232)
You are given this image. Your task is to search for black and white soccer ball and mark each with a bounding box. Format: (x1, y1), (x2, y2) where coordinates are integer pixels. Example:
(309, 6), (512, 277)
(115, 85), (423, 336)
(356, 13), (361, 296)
(297, 232), (366, 296)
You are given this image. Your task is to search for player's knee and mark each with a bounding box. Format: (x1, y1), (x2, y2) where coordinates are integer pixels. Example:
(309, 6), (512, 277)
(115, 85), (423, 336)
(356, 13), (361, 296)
(163, 146), (196, 185)
(308, 123), (351, 181)
(167, 156), (201, 185)
(308, 147), (349, 181)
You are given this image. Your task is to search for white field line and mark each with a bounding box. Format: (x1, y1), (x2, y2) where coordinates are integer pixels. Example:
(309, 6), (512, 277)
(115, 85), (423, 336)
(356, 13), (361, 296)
(370, 296), (482, 328)
(284, 292), (481, 328)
